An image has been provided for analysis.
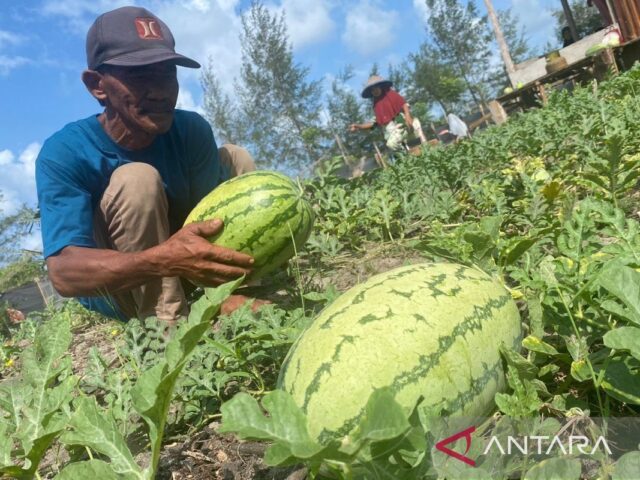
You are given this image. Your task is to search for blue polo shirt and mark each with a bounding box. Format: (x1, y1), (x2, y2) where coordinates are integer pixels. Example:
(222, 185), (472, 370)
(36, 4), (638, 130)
(35, 109), (227, 319)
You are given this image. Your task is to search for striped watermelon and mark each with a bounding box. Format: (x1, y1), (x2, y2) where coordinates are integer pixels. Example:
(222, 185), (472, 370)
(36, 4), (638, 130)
(184, 171), (314, 280)
(278, 263), (521, 443)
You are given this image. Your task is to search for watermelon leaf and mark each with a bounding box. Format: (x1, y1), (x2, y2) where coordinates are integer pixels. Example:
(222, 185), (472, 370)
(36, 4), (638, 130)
(55, 459), (123, 480)
(603, 327), (640, 361)
(219, 390), (339, 466)
(613, 451), (640, 480)
(598, 266), (640, 326)
(523, 457), (581, 480)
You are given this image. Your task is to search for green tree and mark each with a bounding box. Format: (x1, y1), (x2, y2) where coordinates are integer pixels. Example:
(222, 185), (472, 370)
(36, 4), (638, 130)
(202, 1), (325, 171)
(498, 9), (534, 65)
(406, 43), (467, 115)
(201, 66), (246, 146)
(0, 195), (38, 265)
(425, 0), (495, 108)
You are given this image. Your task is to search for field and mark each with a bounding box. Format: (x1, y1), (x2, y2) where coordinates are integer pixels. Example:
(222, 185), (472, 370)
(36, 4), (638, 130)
(2, 66), (640, 479)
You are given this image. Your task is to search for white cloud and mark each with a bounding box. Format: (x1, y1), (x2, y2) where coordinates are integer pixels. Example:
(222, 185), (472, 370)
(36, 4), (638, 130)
(153, 1), (244, 93)
(0, 30), (26, 48)
(279, 0), (336, 49)
(0, 55), (30, 75)
(0, 143), (41, 216)
(342, 0), (399, 56)
(412, 0), (430, 25)
(177, 85), (205, 115)
(0, 28), (29, 74)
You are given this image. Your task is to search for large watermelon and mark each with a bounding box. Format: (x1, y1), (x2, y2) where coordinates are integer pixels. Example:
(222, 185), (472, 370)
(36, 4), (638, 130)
(278, 263), (521, 443)
(184, 171), (314, 280)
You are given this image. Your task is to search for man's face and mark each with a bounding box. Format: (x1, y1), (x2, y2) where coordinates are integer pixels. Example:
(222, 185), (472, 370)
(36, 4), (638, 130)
(99, 61), (179, 135)
(371, 86), (382, 98)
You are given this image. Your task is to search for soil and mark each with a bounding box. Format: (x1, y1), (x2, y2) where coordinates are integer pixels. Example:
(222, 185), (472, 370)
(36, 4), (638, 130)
(7, 244), (424, 479)
(311, 241), (427, 292)
(156, 422), (306, 480)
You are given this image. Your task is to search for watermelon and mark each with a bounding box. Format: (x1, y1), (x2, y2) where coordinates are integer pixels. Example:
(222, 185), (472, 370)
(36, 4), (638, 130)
(278, 263), (521, 443)
(184, 171), (314, 280)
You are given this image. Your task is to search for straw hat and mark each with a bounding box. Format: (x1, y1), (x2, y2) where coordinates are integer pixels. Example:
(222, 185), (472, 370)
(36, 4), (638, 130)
(361, 75), (393, 99)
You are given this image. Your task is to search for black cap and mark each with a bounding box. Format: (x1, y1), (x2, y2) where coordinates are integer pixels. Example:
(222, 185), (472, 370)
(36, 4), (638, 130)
(86, 6), (200, 70)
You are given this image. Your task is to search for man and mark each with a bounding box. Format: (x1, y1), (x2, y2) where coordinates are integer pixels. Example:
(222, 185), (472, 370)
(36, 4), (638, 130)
(36, 6), (260, 323)
(348, 75), (426, 152)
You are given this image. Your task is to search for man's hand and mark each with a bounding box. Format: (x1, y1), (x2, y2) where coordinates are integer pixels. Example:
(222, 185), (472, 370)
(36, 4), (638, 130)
(156, 219), (254, 286)
(220, 294), (271, 315)
(405, 115), (414, 131)
(348, 123), (359, 132)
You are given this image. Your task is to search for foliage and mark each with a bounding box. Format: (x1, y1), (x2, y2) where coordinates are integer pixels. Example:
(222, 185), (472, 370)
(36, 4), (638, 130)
(4, 63), (640, 480)
(202, 0), (325, 172)
(0, 199), (38, 265)
(424, 0), (495, 108)
(0, 254), (44, 292)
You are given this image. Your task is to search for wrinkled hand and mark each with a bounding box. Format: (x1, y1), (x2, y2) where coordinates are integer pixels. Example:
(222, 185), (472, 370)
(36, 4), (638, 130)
(157, 219), (254, 286)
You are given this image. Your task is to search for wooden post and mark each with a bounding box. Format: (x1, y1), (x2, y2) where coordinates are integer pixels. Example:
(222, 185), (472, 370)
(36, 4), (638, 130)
(373, 143), (388, 169)
(488, 100), (508, 124)
(483, 0), (516, 85)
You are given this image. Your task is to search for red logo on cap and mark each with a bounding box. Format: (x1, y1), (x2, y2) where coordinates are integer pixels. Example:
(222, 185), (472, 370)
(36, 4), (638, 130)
(135, 18), (163, 40)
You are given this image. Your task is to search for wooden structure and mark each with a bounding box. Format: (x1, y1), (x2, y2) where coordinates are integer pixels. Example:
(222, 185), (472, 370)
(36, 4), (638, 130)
(612, 0), (640, 41)
(492, 36), (640, 121)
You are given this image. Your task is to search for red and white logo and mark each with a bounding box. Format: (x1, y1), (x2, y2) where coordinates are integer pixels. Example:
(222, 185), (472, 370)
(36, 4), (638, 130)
(135, 18), (163, 40)
(435, 426), (476, 467)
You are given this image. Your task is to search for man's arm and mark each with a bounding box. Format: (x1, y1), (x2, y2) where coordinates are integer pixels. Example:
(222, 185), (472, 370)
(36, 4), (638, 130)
(402, 104), (414, 131)
(47, 219), (254, 297)
(348, 122), (375, 132)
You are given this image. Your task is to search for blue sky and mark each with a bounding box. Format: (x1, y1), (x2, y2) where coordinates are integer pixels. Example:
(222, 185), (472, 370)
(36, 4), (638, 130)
(0, 0), (569, 250)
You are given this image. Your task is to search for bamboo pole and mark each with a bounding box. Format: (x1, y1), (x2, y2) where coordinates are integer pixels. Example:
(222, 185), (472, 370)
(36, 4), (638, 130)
(483, 0), (516, 83)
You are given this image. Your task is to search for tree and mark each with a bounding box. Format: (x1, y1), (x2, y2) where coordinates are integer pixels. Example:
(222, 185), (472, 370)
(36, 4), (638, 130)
(425, 0), (495, 108)
(0, 195), (38, 265)
(406, 43), (467, 115)
(202, 1), (326, 172)
(201, 66), (246, 146)
(498, 9), (534, 65)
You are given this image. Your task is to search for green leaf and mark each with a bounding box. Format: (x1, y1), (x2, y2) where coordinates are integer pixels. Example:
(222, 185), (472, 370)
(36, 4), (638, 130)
(524, 457), (581, 480)
(570, 359), (592, 382)
(503, 237), (538, 266)
(348, 387), (411, 450)
(495, 367), (543, 417)
(522, 335), (559, 356)
(600, 357), (640, 405)
(499, 345), (538, 380)
(527, 297), (544, 338)
(219, 390), (331, 466)
(613, 451), (640, 480)
(603, 327), (640, 360)
(55, 459), (123, 480)
(131, 279), (240, 475)
(598, 266), (640, 326)
(60, 397), (141, 478)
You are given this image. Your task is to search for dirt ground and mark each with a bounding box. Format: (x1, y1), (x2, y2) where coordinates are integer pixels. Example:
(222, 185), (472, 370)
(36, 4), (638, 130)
(156, 423), (306, 480)
(5, 244), (427, 479)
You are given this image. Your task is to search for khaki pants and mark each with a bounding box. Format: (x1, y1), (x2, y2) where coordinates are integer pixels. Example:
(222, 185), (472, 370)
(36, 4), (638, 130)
(93, 144), (255, 322)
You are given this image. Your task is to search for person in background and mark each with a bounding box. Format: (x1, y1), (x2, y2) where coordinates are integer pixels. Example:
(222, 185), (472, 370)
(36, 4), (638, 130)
(561, 26), (576, 47)
(35, 6), (263, 325)
(348, 75), (427, 152)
